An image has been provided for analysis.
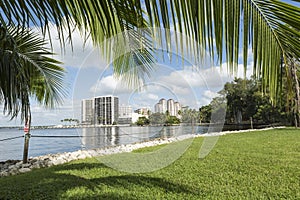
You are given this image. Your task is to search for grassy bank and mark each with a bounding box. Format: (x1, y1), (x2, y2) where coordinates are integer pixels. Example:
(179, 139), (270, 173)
(0, 128), (299, 199)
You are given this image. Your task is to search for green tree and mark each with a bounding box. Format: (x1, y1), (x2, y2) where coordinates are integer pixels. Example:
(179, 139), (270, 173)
(136, 117), (150, 126)
(216, 77), (292, 125)
(0, 27), (65, 121)
(149, 113), (166, 125)
(199, 105), (212, 124)
(165, 116), (180, 125)
(181, 108), (199, 124)
(0, 26), (65, 162)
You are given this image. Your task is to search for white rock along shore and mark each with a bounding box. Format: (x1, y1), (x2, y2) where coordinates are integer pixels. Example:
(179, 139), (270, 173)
(0, 126), (284, 177)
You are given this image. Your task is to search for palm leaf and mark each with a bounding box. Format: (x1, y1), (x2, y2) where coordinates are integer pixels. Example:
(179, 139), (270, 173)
(0, 1), (156, 120)
(144, 0), (300, 101)
(0, 26), (66, 121)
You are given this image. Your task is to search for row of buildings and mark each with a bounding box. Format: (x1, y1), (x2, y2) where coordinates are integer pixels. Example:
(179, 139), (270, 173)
(81, 96), (182, 125)
(154, 98), (181, 118)
(82, 96), (138, 125)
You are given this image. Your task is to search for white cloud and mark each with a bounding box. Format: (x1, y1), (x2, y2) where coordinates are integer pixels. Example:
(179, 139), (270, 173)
(158, 66), (230, 92)
(197, 90), (220, 106)
(90, 75), (132, 95)
(33, 24), (107, 70)
(147, 93), (159, 101)
(203, 90), (220, 99)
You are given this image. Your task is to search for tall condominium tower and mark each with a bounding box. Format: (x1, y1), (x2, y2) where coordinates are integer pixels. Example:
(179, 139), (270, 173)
(81, 99), (94, 124)
(167, 99), (175, 116)
(154, 98), (181, 117)
(174, 102), (182, 117)
(94, 96), (119, 125)
(154, 103), (162, 113)
(159, 98), (167, 113)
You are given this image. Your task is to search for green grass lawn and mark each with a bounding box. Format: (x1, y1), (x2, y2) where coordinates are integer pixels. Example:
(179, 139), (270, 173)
(0, 128), (299, 199)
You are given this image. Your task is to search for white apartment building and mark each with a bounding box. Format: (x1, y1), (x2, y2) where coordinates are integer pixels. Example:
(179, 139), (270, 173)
(81, 99), (94, 124)
(119, 105), (132, 124)
(167, 99), (175, 116)
(154, 103), (163, 113)
(174, 102), (182, 118)
(94, 95), (119, 125)
(154, 98), (181, 117)
(159, 98), (167, 113)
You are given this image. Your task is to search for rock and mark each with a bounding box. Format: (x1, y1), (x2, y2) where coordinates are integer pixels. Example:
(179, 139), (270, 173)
(15, 161), (23, 168)
(19, 168), (31, 173)
(82, 151), (92, 158)
(8, 165), (16, 170)
(43, 157), (50, 161)
(89, 150), (99, 157)
(28, 159), (37, 164)
(1, 171), (9, 177)
(30, 160), (44, 169)
(9, 167), (19, 175)
(21, 163), (31, 168)
(45, 160), (54, 167)
(52, 158), (65, 166)
(77, 154), (86, 160)
(70, 152), (80, 159)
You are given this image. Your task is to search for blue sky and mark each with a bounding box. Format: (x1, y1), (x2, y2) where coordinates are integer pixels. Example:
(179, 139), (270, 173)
(0, 1), (298, 126)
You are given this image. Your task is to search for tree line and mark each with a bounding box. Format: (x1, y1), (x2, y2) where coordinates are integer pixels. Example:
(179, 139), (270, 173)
(199, 77), (297, 126)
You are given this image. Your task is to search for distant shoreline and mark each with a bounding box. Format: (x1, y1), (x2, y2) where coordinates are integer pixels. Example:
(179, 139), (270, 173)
(0, 122), (276, 131)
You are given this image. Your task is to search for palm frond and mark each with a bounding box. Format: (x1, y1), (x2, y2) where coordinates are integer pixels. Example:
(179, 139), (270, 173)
(0, 0), (156, 120)
(144, 0), (300, 101)
(0, 26), (66, 121)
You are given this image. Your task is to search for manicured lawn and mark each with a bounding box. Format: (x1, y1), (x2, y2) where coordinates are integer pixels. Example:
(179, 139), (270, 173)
(0, 128), (299, 199)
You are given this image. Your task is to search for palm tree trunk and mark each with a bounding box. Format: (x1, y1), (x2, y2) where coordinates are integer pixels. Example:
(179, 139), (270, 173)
(290, 61), (300, 128)
(23, 110), (31, 163)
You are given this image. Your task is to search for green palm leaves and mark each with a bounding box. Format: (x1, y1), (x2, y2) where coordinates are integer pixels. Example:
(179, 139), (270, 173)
(1, 0), (300, 120)
(144, 0), (300, 100)
(0, 26), (65, 120)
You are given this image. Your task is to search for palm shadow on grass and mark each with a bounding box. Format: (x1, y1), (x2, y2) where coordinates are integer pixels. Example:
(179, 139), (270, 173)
(0, 161), (197, 199)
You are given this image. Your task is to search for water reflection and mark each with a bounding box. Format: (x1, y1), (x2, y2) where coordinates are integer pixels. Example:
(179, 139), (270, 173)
(81, 125), (208, 150)
(81, 127), (120, 149)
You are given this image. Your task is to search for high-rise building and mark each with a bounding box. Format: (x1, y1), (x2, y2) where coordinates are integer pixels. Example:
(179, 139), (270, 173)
(154, 98), (181, 117)
(154, 103), (162, 113)
(174, 102), (181, 118)
(81, 99), (94, 124)
(119, 105), (132, 124)
(167, 99), (175, 116)
(94, 95), (119, 125)
(159, 98), (167, 113)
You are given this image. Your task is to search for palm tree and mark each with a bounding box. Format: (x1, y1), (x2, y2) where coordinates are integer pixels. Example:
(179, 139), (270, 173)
(0, 26), (66, 162)
(1, 0), (300, 98)
(0, 26), (66, 119)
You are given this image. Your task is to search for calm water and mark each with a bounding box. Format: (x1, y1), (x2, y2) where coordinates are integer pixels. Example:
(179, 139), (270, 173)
(0, 125), (208, 162)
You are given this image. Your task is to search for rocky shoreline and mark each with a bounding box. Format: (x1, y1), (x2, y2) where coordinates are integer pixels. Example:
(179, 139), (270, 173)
(0, 127), (283, 177)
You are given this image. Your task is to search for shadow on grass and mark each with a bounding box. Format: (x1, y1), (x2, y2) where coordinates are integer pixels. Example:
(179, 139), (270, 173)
(0, 161), (197, 199)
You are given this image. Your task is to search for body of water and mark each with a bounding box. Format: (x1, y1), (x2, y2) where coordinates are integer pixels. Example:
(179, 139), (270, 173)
(0, 125), (208, 162)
